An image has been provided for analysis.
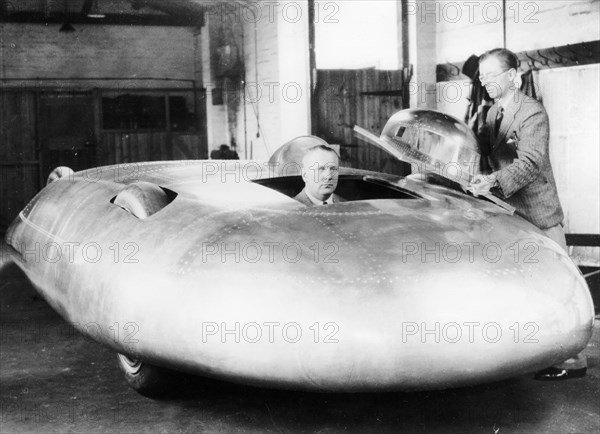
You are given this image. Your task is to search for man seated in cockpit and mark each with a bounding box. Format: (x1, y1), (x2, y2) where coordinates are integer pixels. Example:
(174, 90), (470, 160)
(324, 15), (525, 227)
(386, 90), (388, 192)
(295, 145), (345, 206)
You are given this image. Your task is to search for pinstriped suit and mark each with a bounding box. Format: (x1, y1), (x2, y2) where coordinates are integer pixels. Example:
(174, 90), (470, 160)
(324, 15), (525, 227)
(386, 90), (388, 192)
(480, 90), (564, 229)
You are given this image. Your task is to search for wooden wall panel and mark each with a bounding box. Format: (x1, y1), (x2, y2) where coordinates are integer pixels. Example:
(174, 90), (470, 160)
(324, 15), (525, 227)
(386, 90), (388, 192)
(312, 69), (409, 175)
(0, 91), (37, 161)
(0, 164), (39, 230)
(0, 90), (39, 231)
(99, 132), (205, 164)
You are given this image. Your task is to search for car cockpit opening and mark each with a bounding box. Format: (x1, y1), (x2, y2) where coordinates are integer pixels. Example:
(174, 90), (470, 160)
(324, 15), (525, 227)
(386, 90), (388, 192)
(253, 175), (423, 202)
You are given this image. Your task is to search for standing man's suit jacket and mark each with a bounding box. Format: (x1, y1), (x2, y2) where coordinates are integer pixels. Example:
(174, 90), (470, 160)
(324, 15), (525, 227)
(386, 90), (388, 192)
(480, 90), (563, 229)
(294, 189), (345, 206)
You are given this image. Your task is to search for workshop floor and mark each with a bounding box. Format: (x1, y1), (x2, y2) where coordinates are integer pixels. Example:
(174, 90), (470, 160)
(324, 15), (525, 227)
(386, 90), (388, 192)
(1, 246), (599, 434)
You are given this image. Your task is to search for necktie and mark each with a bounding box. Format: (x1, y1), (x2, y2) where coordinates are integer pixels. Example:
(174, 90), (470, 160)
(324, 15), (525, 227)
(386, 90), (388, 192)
(494, 107), (504, 137)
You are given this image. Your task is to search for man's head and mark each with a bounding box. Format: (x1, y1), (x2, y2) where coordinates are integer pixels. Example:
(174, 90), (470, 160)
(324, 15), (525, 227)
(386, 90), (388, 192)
(301, 145), (340, 201)
(478, 48), (519, 100)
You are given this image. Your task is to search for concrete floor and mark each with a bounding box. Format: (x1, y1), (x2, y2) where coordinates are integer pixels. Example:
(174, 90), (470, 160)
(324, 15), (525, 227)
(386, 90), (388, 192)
(1, 252), (599, 433)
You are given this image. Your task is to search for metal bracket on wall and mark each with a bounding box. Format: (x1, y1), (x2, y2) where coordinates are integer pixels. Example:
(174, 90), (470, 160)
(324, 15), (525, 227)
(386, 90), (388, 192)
(436, 40), (600, 82)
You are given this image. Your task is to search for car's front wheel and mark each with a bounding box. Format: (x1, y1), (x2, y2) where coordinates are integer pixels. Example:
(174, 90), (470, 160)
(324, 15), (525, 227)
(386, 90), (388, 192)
(116, 353), (172, 397)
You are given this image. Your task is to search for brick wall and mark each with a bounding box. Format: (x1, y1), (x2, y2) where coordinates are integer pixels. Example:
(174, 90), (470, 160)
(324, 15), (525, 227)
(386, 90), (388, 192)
(0, 23), (195, 88)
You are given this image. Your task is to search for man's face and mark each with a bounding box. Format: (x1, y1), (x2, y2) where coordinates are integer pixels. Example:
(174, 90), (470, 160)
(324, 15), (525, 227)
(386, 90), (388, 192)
(479, 57), (515, 100)
(302, 149), (339, 201)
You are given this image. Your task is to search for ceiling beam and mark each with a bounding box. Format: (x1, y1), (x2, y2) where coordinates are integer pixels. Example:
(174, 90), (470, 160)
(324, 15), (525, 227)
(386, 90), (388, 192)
(128, 0), (208, 18)
(0, 11), (203, 27)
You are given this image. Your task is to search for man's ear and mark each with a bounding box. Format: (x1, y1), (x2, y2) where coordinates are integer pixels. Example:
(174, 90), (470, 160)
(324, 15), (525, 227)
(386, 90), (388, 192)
(301, 168), (307, 183)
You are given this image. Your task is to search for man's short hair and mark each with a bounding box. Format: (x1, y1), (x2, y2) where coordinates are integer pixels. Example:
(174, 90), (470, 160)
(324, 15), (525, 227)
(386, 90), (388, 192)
(479, 48), (520, 71)
(301, 145), (340, 168)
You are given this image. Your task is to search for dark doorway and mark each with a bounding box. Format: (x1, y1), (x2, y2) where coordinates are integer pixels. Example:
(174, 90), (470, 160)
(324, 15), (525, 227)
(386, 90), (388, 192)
(39, 92), (97, 178)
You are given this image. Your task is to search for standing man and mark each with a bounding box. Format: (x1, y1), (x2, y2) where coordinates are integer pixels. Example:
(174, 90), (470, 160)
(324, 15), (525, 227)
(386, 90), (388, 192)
(295, 145), (344, 206)
(470, 48), (586, 380)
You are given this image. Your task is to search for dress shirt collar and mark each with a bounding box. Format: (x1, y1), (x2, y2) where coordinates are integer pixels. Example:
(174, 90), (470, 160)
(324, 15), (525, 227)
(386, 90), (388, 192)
(497, 87), (522, 112)
(305, 189), (333, 205)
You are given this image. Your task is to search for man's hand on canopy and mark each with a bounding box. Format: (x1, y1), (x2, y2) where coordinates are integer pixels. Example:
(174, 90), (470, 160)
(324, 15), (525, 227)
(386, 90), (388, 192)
(469, 173), (498, 197)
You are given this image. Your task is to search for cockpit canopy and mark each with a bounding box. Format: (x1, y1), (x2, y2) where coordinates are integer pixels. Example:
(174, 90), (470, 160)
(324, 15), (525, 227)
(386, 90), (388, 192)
(267, 135), (329, 177)
(380, 109), (481, 183)
(267, 109), (481, 185)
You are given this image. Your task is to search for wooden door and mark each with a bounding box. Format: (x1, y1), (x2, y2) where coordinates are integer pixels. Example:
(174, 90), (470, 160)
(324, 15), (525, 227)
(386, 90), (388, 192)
(312, 69), (410, 175)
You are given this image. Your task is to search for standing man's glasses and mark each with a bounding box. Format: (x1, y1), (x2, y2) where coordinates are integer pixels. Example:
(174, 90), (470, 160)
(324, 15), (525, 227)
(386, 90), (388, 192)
(478, 69), (511, 82)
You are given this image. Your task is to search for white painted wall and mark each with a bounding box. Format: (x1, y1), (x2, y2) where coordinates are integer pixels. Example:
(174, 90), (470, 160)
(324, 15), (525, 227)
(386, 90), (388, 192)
(314, 0), (399, 69)
(539, 64), (600, 240)
(408, 1), (437, 109)
(241, 4), (282, 160)
(276, 1), (311, 153)
(200, 17), (229, 151)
